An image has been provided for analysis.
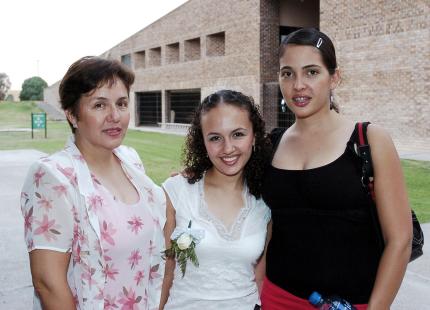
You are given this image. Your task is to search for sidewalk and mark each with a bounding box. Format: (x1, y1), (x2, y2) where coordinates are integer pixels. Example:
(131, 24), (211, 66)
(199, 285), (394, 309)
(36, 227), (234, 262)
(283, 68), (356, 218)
(0, 149), (429, 309)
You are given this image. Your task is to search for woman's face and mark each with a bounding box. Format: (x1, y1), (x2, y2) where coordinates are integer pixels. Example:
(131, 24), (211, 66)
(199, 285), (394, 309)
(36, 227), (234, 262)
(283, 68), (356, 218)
(279, 44), (339, 119)
(201, 103), (255, 178)
(68, 78), (130, 152)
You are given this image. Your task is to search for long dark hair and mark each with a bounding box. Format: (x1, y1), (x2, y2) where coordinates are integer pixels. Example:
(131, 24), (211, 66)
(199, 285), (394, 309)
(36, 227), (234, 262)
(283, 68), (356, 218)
(182, 89), (271, 198)
(280, 28), (339, 112)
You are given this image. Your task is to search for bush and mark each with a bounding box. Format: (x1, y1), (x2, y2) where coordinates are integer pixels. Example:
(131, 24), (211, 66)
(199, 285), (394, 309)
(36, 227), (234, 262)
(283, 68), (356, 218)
(0, 73), (11, 101)
(20, 76), (48, 101)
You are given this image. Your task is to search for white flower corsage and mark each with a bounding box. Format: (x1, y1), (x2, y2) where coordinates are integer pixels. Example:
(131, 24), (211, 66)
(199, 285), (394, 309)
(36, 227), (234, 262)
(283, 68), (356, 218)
(163, 220), (204, 277)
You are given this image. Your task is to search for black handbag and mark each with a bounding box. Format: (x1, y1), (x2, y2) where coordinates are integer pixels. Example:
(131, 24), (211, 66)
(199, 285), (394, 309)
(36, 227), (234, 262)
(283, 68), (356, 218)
(355, 122), (424, 262)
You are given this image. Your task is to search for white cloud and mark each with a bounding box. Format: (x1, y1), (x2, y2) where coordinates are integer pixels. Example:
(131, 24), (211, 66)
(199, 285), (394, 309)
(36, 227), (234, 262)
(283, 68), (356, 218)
(1, 0), (188, 90)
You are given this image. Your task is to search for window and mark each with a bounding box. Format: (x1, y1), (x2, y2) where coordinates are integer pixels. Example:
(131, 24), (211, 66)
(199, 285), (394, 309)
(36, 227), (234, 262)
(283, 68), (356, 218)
(133, 51), (146, 69)
(136, 91), (162, 126)
(148, 47), (161, 67)
(121, 54), (131, 67)
(184, 38), (201, 61)
(165, 43), (180, 64)
(206, 32), (225, 57)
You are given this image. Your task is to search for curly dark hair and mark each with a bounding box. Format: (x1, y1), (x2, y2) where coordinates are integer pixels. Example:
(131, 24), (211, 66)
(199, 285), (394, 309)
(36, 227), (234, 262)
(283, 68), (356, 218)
(183, 89), (271, 198)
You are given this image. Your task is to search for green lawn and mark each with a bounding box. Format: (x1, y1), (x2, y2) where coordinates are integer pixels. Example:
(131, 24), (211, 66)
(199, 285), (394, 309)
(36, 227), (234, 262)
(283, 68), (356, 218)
(1, 100), (429, 222)
(402, 160), (430, 223)
(0, 101), (43, 128)
(123, 131), (184, 184)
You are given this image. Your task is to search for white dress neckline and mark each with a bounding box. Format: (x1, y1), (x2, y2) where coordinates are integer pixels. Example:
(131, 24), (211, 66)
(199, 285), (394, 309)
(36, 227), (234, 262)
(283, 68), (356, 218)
(197, 173), (253, 241)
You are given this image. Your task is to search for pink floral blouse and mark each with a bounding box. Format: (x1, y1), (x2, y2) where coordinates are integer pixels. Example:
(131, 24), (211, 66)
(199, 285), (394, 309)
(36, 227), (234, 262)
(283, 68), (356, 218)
(20, 137), (166, 310)
(96, 176), (157, 309)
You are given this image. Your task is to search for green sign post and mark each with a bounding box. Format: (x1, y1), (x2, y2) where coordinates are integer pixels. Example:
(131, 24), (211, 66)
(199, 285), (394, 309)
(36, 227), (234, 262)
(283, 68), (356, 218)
(31, 112), (47, 138)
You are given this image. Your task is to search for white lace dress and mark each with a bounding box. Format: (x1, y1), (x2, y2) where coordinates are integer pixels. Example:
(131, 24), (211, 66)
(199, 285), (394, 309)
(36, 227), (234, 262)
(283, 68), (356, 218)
(162, 174), (271, 310)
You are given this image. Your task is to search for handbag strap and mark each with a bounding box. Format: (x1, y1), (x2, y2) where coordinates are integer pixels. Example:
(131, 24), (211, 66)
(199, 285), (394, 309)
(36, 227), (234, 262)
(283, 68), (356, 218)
(355, 122), (376, 200)
(355, 122), (424, 261)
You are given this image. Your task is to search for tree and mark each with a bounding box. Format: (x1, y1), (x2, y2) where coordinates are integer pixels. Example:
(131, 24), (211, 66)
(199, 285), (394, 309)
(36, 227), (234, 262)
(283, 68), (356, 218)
(0, 73), (11, 101)
(20, 76), (48, 101)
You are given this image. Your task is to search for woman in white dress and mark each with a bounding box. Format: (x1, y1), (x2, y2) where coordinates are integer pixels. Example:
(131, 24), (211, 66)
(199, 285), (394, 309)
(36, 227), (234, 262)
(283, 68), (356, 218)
(160, 90), (272, 310)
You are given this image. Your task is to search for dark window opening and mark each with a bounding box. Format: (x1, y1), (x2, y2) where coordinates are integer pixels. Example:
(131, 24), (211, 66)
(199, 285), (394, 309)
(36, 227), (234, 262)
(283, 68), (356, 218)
(136, 92), (162, 126)
(168, 90), (201, 124)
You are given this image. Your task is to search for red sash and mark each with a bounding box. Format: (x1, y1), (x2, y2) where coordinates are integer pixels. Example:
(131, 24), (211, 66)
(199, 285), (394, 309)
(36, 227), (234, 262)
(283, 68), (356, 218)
(261, 277), (368, 310)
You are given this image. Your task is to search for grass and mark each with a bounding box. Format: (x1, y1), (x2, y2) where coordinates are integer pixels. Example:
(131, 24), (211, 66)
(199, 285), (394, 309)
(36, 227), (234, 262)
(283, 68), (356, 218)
(1, 100), (429, 222)
(0, 101), (43, 128)
(402, 160), (430, 223)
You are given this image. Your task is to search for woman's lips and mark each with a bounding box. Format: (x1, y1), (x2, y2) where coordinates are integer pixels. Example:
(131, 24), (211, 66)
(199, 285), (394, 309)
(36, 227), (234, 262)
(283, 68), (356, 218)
(220, 155), (239, 166)
(103, 127), (122, 137)
(292, 96), (311, 107)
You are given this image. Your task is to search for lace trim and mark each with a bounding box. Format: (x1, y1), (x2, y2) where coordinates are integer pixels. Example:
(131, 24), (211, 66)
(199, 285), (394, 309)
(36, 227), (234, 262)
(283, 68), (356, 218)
(198, 175), (253, 241)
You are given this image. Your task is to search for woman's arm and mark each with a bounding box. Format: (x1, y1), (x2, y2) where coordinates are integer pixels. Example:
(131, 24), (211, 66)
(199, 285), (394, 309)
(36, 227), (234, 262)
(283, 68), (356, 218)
(29, 250), (75, 310)
(255, 220), (272, 294)
(366, 125), (412, 310)
(159, 193), (177, 310)
(21, 161), (77, 309)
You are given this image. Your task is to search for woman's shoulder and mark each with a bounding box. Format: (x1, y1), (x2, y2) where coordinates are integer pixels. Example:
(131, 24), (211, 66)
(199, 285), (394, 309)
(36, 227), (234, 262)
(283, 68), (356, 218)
(163, 174), (197, 190)
(28, 148), (74, 174)
(249, 194), (271, 222)
(367, 123), (393, 142)
(115, 145), (140, 161)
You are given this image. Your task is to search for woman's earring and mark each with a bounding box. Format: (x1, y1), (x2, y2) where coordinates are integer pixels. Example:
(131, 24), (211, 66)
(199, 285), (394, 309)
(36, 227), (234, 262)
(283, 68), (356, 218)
(252, 144), (256, 153)
(280, 99), (287, 113)
(72, 122), (78, 129)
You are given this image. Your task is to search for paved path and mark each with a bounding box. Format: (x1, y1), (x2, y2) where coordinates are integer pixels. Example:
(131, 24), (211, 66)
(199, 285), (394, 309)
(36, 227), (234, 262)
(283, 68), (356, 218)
(0, 149), (429, 309)
(0, 150), (44, 309)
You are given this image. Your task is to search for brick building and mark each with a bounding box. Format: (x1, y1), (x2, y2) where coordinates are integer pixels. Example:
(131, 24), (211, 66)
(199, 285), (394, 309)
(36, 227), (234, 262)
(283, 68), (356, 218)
(44, 0), (429, 150)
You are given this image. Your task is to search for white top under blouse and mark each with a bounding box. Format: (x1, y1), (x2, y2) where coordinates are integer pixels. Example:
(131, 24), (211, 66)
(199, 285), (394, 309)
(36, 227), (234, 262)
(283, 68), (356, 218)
(162, 174), (271, 310)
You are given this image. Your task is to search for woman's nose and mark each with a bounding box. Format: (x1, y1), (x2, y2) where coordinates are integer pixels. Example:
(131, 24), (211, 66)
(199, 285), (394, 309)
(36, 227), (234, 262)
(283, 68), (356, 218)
(293, 75), (306, 91)
(108, 105), (120, 122)
(223, 139), (235, 154)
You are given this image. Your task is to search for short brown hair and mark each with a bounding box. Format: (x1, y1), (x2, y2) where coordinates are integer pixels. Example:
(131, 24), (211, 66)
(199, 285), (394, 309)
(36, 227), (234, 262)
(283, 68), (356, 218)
(59, 56), (135, 132)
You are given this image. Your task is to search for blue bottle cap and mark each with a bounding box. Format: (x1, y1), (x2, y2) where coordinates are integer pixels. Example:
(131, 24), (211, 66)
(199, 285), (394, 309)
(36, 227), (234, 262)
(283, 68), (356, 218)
(309, 291), (323, 305)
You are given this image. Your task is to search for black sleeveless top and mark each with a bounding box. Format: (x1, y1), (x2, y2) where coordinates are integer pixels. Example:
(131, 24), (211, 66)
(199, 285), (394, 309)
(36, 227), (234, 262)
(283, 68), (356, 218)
(262, 126), (383, 304)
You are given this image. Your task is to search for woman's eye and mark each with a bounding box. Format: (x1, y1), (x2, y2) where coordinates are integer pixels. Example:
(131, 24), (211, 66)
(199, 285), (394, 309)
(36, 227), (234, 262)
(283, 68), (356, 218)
(209, 136), (221, 142)
(280, 71), (293, 78)
(94, 102), (105, 109)
(117, 101), (129, 109)
(233, 132), (245, 138)
(307, 69), (319, 76)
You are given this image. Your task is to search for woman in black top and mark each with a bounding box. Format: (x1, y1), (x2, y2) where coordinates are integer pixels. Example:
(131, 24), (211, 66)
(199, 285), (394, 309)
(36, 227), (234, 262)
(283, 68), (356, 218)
(260, 28), (412, 309)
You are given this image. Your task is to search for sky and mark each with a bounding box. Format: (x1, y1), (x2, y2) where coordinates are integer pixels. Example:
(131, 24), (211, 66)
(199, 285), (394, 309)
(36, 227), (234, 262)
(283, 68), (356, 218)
(1, 0), (188, 90)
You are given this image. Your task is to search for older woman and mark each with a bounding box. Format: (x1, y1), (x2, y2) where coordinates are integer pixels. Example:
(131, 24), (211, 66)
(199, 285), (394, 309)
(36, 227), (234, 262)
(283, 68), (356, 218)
(20, 56), (165, 310)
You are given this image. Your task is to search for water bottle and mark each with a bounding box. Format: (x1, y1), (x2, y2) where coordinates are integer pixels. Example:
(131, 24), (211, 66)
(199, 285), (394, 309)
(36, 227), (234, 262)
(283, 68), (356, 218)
(308, 291), (357, 310)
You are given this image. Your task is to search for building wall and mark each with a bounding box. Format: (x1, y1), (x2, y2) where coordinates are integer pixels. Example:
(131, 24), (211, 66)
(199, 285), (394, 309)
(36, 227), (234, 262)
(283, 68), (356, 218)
(260, 0), (279, 129)
(103, 0), (261, 127)
(43, 82), (60, 109)
(43, 0), (429, 150)
(321, 0), (430, 150)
